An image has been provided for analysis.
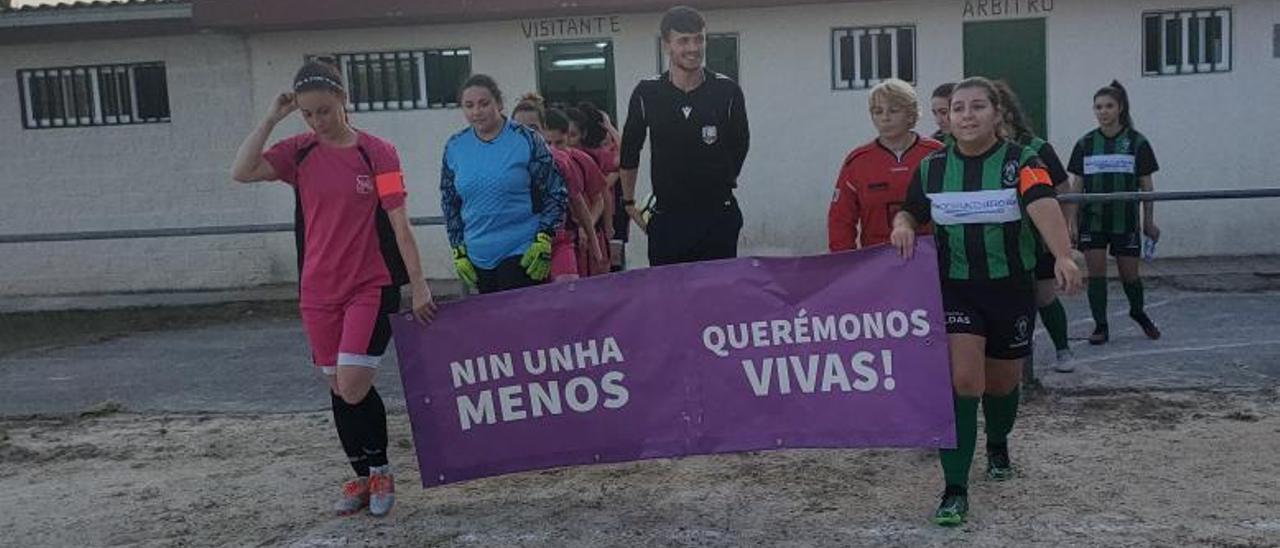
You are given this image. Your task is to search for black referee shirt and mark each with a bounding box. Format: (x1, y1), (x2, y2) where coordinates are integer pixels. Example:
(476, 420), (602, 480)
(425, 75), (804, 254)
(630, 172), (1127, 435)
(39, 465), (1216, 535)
(619, 69), (749, 213)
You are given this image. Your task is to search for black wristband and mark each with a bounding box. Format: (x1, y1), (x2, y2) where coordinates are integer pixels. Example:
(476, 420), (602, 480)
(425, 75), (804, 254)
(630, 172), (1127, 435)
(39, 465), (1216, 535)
(623, 199), (636, 206)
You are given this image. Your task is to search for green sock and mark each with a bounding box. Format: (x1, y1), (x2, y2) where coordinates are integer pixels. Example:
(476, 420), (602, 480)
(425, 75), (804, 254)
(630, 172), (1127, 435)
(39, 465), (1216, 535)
(1123, 280), (1145, 315)
(983, 388), (1020, 447)
(1038, 300), (1070, 351)
(940, 396), (980, 488)
(1088, 278), (1109, 327)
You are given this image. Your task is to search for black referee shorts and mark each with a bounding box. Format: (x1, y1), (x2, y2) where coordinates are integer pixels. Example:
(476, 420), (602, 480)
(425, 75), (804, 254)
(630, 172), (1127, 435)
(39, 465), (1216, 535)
(942, 276), (1036, 360)
(646, 197), (743, 267)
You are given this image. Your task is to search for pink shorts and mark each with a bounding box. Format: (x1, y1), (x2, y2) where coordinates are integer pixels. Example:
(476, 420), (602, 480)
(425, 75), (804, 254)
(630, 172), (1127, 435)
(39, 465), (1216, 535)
(300, 287), (393, 375)
(550, 228), (579, 279)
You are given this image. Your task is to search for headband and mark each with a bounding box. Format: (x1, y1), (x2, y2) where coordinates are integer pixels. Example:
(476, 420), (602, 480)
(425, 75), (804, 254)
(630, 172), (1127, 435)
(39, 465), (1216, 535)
(294, 75), (344, 92)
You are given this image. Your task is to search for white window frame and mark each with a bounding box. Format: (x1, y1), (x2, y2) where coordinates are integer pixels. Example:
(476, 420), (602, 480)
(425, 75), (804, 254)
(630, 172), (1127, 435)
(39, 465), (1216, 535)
(323, 48), (471, 112)
(831, 25), (916, 91)
(18, 62), (168, 130)
(1143, 8), (1231, 77)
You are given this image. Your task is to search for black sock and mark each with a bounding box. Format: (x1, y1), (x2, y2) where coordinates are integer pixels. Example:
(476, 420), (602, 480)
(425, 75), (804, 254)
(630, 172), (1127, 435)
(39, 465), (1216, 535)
(331, 391), (370, 477)
(354, 386), (390, 469)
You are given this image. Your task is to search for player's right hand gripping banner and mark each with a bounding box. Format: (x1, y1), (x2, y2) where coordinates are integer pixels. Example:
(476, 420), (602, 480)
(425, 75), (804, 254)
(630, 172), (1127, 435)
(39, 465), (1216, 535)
(392, 237), (955, 487)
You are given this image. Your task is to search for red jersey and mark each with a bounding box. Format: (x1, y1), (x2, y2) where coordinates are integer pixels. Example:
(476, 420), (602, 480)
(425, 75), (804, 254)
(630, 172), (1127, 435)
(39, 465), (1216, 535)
(562, 148), (609, 276)
(551, 148), (607, 228)
(263, 131), (407, 305)
(581, 144), (621, 224)
(568, 149), (607, 203)
(552, 148), (585, 203)
(828, 134), (943, 251)
(582, 144), (619, 175)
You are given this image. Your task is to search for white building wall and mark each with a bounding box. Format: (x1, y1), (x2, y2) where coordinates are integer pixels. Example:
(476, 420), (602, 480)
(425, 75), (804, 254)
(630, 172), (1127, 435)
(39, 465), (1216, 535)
(0, 34), (276, 296)
(1047, 0), (1280, 257)
(2, 0), (1276, 296)
(698, 0), (1279, 258)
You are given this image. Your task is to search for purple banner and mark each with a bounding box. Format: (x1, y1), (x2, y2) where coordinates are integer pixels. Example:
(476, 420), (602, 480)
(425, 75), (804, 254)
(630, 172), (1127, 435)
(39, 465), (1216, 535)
(392, 237), (955, 487)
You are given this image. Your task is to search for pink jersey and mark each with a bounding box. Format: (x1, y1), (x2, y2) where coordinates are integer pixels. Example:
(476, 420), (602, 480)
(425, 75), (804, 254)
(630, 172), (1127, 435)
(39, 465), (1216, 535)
(582, 144), (619, 175)
(565, 148), (608, 276)
(551, 148), (586, 200)
(568, 148), (607, 204)
(264, 131), (408, 306)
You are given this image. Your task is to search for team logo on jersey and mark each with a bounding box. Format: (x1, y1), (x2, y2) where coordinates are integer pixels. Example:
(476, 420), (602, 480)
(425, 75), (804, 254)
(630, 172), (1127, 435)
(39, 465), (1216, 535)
(1117, 136), (1131, 154)
(681, 106), (693, 119)
(355, 175), (374, 195)
(1014, 315), (1030, 343)
(1002, 160), (1020, 187)
(702, 125), (718, 145)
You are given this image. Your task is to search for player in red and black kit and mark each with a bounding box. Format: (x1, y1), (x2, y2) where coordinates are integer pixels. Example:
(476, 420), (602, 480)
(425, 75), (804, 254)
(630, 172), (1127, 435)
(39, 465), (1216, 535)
(231, 58), (436, 518)
(829, 79), (942, 251)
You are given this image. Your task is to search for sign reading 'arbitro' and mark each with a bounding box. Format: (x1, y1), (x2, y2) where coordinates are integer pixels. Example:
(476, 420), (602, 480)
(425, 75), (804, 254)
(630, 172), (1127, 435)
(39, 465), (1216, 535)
(521, 16), (622, 39)
(963, 0), (1055, 18)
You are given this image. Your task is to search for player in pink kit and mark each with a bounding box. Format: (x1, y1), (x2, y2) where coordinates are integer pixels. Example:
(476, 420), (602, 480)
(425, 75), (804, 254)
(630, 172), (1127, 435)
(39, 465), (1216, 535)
(568, 103), (625, 271)
(230, 58), (436, 518)
(512, 97), (606, 279)
(550, 108), (610, 276)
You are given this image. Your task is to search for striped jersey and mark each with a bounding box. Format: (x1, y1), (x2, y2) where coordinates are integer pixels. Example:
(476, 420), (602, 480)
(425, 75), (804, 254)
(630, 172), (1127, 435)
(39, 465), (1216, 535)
(1067, 128), (1158, 235)
(1023, 136), (1069, 256)
(903, 140), (1057, 282)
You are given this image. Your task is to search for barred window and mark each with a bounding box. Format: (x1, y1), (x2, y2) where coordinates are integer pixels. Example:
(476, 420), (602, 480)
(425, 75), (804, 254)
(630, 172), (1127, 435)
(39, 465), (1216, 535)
(832, 25), (916, 90)
(1143, 8), (1231, 76)
(1273, 24), (1279, 59)
(18, 62), (170, 129)
(1274, 24), (1279, 59)
(656, 33), (740, 82)
(322, 48), (471, 111)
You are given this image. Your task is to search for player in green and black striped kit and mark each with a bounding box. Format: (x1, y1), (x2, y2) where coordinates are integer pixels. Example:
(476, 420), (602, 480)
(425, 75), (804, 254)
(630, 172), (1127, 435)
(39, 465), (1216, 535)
(892, 77), (1082, 526)
(1067, 80), (1161, 345)
(994, 81), (1077, 372)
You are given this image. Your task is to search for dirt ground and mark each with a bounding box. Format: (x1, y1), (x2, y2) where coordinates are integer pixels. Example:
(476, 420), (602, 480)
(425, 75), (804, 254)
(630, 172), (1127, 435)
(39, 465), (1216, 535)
(2, 389), (1277, 548)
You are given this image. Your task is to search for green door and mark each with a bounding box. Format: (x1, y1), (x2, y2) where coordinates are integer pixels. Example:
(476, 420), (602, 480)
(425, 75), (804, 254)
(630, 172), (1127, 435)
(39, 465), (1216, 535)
(963, 19), (1048, 137)
(536, 40), (617, 121)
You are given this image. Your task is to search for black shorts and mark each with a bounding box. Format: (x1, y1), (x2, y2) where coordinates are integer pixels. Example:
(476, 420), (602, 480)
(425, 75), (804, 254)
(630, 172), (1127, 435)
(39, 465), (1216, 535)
(646, 197), (743, 267)
(612, 185), (631, 243)
(476, 256), (543, 294)
(1078, 230), (1141, 258)
(1035, 251), (1056, 280)
(942, 276), (1036, 360)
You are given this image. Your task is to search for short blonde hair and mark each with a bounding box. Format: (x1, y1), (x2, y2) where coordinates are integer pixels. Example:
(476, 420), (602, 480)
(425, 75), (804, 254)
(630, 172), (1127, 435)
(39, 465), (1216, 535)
(868, 78), (920, 121)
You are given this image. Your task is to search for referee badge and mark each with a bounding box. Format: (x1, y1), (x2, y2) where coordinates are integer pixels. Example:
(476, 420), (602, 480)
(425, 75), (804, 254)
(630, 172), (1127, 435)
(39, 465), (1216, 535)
(701, 125), (719, 145)
(1002, 160), (1019, 187)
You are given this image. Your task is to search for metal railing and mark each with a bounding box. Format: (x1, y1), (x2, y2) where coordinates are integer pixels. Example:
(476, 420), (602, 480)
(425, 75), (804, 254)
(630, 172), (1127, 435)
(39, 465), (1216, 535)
(1024, 186), (1280, 391)
(1057, 188), (1280, 204)
(0, 216), (445, 244)
(2, 188), (1278, 389)
(4, 190), (1279, 245)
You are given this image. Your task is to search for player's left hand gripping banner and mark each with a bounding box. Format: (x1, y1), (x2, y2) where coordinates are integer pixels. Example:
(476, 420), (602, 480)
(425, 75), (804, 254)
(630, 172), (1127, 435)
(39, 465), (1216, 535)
(392, 237), (955, 487)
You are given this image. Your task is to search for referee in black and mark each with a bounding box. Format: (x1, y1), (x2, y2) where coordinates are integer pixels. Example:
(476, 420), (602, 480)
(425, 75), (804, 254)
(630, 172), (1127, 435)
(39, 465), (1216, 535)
(619, 5), (750, 266)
